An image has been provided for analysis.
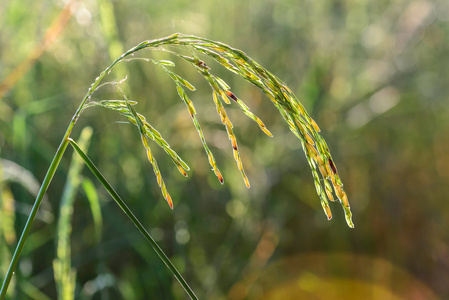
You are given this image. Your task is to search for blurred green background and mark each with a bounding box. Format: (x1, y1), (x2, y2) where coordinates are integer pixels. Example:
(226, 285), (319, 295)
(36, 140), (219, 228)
(1, 0), (449, 299)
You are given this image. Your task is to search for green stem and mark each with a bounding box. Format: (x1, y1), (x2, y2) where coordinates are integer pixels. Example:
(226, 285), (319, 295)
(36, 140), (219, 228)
(68, 138), (198, 300)
(0, 59), (102, 299)
(0, 135), (70, 299)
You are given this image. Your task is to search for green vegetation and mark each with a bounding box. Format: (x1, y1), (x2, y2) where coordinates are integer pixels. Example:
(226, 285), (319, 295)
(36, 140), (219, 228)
(1, 0), (448, 299)
(1, 32), (352, 299)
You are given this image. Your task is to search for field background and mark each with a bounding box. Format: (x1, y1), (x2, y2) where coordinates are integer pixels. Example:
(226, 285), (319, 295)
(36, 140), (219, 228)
(1, 0), (449, 299)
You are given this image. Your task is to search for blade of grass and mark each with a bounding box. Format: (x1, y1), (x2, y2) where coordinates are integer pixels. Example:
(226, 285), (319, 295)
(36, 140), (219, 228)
(68, 138), (198, 300)
(0, 181), (15, 298)
(0, 137), (70, 299)
(81, 178), (106, 298)
(54, 127), (93, 300)
(81, 178), (103, 243)
(19, 280), (52, 300)
(0, 161), (19, 245)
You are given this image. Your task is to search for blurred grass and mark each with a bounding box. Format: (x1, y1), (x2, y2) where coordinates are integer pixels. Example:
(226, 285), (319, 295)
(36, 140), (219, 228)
(54, 127), (93, 300)
(1, 0), (449, 299)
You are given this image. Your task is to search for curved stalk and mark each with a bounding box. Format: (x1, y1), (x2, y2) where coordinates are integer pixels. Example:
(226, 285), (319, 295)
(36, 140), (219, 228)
(68, 139), (198, 300)
(0, 136), (70, 299)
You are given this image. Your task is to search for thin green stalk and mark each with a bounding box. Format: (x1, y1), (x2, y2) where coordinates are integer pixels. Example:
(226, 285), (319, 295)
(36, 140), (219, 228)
(0, 51), (99, 300)
(54, 127), (93, 300)
(0, 77), (91, 299)
(68, 138), (198, 300)
(0, 136), (70, 299)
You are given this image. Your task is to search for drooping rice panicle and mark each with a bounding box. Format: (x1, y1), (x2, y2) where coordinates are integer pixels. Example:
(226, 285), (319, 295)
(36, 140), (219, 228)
(84, 33), (353, 226)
